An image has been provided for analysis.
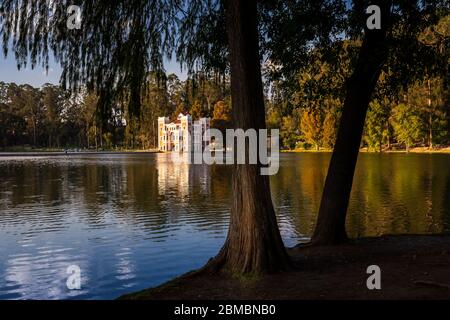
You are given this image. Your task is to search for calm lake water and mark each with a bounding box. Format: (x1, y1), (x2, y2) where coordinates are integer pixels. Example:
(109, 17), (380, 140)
(0, 153), (449, 299)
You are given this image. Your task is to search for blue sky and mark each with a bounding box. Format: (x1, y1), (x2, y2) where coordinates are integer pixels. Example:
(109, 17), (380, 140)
(0, 53), (187, 87)
(0, 54), (61, 87)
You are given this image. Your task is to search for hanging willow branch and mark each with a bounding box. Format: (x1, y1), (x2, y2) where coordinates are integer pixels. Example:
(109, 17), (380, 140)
(0, 0), (183, 127)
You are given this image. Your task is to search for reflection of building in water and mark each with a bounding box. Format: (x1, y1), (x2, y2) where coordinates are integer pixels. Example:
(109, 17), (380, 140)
(156, 154), (211, 199)
(158, 113), (211, 152)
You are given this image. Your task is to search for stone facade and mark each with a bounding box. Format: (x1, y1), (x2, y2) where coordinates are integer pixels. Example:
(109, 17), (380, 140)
(158, 113), (210, 152)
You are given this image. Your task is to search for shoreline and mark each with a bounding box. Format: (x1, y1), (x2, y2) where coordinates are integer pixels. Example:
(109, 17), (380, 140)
(283, 147), (450, 154)
(0, 150), (160, 157)
(120, 234), (450, 300)
(1, 147), (449, 157)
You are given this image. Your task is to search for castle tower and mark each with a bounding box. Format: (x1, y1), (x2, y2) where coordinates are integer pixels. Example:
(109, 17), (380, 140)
(179, 113), (192, 152)
(158, 117), (169, 151)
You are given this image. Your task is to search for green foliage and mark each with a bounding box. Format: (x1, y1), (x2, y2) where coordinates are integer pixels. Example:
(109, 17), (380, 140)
(407, 77), (449, 146)
(263, 4), (449, 152)
(300, 108), (322, 150)
(322, 108), (339, 149)
(189, 100), (204, 119)
(138, 73), (170, 149)
(211, 100), (232, 133)
(266, 107), (282, 130)
(0, 69), (233, 150)
(391, 103), (424, 151)
(364, 99), (390, 152)
(0, 0), (184, 128)
(291, 41), (357, 110)
(280, 116), (299, 150)
(261, 0), (347, 83)
(0, 1), (448, 152)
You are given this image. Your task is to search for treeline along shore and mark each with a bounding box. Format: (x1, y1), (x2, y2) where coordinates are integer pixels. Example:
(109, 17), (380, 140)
(1, 60), (448, 153)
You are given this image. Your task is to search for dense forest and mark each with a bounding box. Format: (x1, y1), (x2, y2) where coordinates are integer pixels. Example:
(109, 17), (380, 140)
(0, 73), (233, 150)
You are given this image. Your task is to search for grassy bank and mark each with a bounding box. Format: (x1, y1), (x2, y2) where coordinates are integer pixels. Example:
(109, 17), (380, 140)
(283, 146), (450, 154)
(0, 147), (159, 155)
(120, 235), (450, 300)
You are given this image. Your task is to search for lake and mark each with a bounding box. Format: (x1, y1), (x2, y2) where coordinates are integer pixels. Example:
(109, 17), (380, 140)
(0, 153), (449, 299)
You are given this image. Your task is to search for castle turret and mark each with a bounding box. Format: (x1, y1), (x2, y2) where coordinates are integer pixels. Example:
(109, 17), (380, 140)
(158, 117), (169, 151)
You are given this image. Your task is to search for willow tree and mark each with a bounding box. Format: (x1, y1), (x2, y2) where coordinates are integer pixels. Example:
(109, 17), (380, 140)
(1, 0), (289, 274)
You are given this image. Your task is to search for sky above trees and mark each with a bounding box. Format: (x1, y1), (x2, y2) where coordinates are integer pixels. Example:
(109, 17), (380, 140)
(0, 52), (187, 86)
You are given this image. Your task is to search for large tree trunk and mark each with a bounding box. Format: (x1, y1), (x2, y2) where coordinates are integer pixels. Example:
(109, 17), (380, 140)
(207, 0), (290, 274)
(311, 1), (393, 245)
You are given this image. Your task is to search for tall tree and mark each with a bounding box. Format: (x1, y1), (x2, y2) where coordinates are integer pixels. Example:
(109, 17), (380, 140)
(364, 99), (390, 152)
(19, 84), (44, 147)
(391, 102), (424, 151)
(321, 107), (339, 149)
(206, 0), (290, 273)
(42, 84), (63, 148)
(300, 108), (323, 150)
(311, 0), (394, 244)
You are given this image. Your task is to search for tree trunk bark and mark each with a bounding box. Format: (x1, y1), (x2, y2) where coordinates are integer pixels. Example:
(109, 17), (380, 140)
(207, 0), (290, 274)
(311, 0), (392, 245)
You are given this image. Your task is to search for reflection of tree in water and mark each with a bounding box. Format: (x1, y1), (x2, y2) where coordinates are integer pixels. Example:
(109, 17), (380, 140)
(155, 154), (211, 201)
(347, 153), (399, 237)
(0, 154), (449, 238)
(347, 154), (450, 237)
(271, 153), (329, 238)
(0, 159), (71, 233)
(1, 160), (66, 206)
(154, 154), (229, 233)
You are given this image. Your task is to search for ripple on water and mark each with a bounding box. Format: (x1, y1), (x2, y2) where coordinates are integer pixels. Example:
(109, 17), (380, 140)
(0, 153), (449, 299)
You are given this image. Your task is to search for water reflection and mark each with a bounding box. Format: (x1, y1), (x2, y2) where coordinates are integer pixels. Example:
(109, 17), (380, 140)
(0, 152), (449, 299)
(156, 154), (211, 199)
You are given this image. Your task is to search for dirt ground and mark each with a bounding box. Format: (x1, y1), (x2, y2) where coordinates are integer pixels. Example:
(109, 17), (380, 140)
(120, 235), (450, 300)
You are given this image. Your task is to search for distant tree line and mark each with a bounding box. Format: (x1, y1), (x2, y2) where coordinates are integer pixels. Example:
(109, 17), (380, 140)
(0, 73), (232, 150)
(2, 58), (447, 152)
(0, 82), (95, 149)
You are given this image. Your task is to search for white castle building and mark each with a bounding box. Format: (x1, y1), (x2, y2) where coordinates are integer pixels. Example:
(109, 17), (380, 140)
(158, 113), (211, 152)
